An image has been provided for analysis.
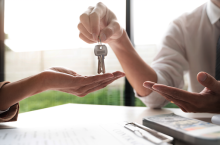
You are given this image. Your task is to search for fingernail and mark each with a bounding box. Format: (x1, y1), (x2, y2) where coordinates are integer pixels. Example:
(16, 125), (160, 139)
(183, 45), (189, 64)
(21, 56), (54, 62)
(100, 32), (106, 42)
(152, 85), (160, 91)
(92, 33), (98, 41)
(143, 82), (154, 89)
(199, 72), (207, 82)
(115, 74), (124, 77)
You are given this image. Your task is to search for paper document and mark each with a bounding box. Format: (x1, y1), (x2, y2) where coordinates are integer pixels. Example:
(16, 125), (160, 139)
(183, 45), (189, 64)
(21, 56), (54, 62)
(0, 123), (155, 145)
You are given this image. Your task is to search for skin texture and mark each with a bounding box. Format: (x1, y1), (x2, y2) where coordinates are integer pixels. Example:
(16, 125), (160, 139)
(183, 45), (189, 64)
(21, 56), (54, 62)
(78, 2), (157, 97)
(143, 72), (220, 113)
(0, 67), (125, 110)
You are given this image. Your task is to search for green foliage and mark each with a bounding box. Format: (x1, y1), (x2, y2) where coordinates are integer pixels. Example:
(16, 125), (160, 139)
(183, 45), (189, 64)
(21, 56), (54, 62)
(19, 88), (178, 113)
(19, 88), (122, 113)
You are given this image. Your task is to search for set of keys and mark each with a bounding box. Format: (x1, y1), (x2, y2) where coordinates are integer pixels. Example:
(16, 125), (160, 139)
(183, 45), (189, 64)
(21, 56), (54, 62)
(94, 37), (108, 74)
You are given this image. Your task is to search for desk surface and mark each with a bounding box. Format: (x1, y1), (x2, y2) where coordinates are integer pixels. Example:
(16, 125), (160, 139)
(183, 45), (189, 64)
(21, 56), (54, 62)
(1, 103), (217, 128)
(0, 104), (218, 145)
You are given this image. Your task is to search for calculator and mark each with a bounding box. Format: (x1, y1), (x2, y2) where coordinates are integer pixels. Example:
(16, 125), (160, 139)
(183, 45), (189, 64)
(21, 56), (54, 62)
(143, 113), (220, 145)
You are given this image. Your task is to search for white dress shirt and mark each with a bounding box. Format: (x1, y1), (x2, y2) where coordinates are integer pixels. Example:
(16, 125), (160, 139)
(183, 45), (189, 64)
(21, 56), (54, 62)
(136, 0), (220, 108)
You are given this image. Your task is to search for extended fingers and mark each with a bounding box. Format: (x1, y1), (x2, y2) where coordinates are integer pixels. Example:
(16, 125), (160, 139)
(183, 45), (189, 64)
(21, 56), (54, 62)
(77, 74), (124, 97)
(152, 84), (199, 104)
(79, 71), (124, 86)
(144, 81), (189, 112)
(49, 67), (79, 76)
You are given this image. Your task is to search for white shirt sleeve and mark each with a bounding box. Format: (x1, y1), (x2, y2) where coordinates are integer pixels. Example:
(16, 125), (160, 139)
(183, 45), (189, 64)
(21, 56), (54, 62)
(135, 17), (189, 108)
(0, 107), (10, 114)
(135, 71), (170, 108)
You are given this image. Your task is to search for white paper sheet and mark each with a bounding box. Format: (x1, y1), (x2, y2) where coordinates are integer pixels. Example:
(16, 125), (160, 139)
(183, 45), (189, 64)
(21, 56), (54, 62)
(0, 123), (154, 145)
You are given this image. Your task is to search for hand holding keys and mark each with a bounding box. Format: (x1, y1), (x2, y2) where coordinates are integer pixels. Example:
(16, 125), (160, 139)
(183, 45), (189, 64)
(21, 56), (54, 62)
(94, 37), (108, 74)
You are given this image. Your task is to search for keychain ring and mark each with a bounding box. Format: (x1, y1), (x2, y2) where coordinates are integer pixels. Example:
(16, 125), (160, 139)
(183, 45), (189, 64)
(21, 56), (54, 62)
(98, 36), (102, 45)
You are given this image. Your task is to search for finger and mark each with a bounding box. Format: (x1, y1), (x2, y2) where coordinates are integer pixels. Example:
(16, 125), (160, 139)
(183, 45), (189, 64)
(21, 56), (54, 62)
(49, 67), (79, 76)
(197, 72), (220, 93)
(156, 91), (192, 112)
(89, 2), (107, 41)
(83, 77), (118, 95)
(79, 73), (115, 85)
(78, 72), (124, 92)
(112, 71), (125, 78)
(143, 81), (156, 90)
(144, 82), (192, 112)
(99, 20), (122, 42)
(79, 6), (94, 34)
(78, 23), (94, 41)
(77, 75), (124, 96)
(152, 84), (198, 104)
(79, 33), (96, 44)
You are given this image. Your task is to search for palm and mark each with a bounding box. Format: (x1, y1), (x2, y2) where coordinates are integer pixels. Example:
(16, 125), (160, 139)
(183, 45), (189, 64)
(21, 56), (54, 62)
(144, 72), (220, 113)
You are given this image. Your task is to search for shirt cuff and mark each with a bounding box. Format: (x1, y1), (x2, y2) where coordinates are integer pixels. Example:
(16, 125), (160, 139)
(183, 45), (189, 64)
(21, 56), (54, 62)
(0, 107), (10, 114)
(134, 71), (170, 108)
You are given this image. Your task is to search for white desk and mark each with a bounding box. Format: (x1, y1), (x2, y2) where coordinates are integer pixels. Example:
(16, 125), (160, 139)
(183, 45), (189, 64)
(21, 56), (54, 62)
(0, 104), (218, 145)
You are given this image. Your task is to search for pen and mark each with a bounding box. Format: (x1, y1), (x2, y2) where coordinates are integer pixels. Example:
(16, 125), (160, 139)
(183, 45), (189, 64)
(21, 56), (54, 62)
(124, 122), (173, 145)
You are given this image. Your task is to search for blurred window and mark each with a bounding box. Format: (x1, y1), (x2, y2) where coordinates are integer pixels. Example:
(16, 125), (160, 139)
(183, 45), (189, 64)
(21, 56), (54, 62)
(4, 0), (209, 112)
(5, 0), (126, 113)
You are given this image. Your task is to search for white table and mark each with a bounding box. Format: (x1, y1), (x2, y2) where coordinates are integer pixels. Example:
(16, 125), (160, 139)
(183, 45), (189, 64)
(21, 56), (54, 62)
(0, 104), (218, 145)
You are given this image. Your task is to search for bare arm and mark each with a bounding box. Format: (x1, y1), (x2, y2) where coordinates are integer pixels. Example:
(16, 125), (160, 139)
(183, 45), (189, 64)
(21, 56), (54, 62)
(0, 67), (125, 110)
(108, 29), (157, 96)
(78, 3), (156, 97)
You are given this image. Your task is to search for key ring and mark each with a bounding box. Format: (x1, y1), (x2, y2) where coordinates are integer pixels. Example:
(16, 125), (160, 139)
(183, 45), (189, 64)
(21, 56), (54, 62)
(98, 36), (102, 46)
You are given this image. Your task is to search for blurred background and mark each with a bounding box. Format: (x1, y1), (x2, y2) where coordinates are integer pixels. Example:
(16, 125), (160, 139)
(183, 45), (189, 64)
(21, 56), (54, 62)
(4, 0), (207, 113)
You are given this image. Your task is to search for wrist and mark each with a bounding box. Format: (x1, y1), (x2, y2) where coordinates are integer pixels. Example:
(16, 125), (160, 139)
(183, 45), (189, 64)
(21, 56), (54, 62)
(108, 29), (134, 52)
(38, 71), (53, 91)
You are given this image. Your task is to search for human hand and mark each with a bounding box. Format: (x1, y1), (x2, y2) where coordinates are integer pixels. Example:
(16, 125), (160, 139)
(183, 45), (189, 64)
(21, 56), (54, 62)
(42, 67), (125, 97)
(143, 72), (220, 113)
(78, 2), (123, 43)
(0, 66), (124, 110)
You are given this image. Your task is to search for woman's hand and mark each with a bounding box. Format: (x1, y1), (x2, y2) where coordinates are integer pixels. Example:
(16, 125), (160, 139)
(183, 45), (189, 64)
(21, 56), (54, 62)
(78, 2), (123, 43)
(42, 67), (125, 97)
(0, 67), (125, 110)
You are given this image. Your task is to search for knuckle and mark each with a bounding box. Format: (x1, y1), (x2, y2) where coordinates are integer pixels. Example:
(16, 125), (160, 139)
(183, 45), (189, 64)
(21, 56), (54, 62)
(89, 11), (98, 19)
(113, 21), (120, 29)
(88, 6), (94, 9)
(80, 13), (88, 22)
(79, 33), (83, 39)
(97, 2), (104, 7)
(105, 27), (114, 35)
(77, 23), (82, 30)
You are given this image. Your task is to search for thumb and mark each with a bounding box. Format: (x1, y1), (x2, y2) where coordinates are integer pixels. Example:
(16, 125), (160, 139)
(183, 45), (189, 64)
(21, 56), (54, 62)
(197, 72), (220, 92)
(99, 20), (122, 42)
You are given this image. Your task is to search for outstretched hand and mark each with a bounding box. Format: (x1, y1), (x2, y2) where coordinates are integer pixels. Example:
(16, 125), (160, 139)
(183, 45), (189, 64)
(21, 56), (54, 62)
(143, 72), (220, 113)
(44, 67), (125, 97)
(0, 67), (125, 111)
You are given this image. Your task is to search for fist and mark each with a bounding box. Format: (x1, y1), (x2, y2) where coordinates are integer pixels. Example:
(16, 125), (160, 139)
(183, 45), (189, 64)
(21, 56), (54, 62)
(78, 2), (123, 44)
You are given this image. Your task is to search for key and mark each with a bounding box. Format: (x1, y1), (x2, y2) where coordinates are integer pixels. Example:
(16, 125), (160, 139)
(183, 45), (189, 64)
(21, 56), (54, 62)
(98, 56), (101, 74)
(94, 45), (108, 74)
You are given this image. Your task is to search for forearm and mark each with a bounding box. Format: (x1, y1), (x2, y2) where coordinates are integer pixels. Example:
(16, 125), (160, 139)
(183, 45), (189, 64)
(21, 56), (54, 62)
(0, 73), (45, 110)
(108, 29), (157, 96)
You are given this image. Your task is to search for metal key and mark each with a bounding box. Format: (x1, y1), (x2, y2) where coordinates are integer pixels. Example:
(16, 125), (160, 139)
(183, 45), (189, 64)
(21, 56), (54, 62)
(94, 44), (108, 74)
